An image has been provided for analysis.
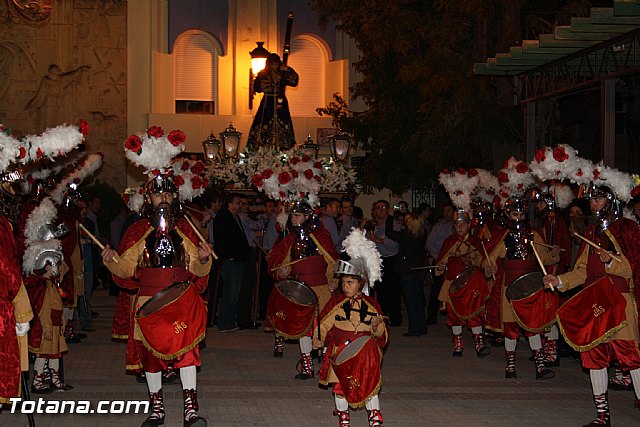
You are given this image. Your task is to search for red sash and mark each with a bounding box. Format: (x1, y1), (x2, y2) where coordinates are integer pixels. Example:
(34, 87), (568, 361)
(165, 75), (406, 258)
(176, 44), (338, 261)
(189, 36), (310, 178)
(557, 277), (627, 352)
(449, 268), (489, 320)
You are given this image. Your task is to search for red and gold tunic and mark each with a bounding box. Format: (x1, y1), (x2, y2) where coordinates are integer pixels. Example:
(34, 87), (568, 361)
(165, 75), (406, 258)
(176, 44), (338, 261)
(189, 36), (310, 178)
(556, 219), (640, 370)
(0, 215), (32, 404)
(105, 218), (211, 373)
(436, 233), (487, 325)
(317, 293), (387, 408)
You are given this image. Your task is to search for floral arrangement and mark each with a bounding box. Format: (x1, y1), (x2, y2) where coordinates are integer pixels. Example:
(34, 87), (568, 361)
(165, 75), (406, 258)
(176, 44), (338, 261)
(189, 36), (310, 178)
(123, 187), (145, 213)
(496, 156), (535, 205)
(50, 153), (104, 204)
(170, 158), (209, 202)
(438, 168), (479, 211)
(205, 147), (357, 204)
(472, 169), (500, 203)
(124, 126), (185, 176)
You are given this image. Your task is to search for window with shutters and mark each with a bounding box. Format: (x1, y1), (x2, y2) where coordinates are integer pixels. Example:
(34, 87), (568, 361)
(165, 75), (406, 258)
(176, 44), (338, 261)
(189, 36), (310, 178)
(287, 36), (326, 117)
(174, 31), (220, 114)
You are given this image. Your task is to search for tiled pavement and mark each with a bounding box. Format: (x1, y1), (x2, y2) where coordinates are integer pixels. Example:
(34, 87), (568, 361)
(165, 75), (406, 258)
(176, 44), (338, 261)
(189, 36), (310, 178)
(1, 288), (639, 426)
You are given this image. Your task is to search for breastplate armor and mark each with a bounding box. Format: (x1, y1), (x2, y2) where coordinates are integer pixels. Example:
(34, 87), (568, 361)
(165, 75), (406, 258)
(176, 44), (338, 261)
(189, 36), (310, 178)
(141, 228), (186, 268)
(504, 230), (532, 261)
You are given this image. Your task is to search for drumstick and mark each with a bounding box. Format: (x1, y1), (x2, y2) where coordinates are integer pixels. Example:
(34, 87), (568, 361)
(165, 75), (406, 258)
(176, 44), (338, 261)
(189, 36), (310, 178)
(572, 232), (622, 263)
(184, 216), (218, 260)
(270, 257), (306, 272)
(185, 205), (205, 215)
(530, 241), (553, 290)
(79, 223), (119, 263)
(410, 266), (439, 271)
(534, 241), (566, 252)
(481, 241), (495, 281)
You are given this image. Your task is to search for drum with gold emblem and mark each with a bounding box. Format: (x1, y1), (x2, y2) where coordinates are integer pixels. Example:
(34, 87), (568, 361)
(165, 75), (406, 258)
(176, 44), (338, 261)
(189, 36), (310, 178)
(448, 267), (490, 320)
(331, 335), (382, 407)
(506, 272), (558, 333)
(136, 281), (207, 358)
(266, 279), (318, 339)
(556, 277), (627, 351)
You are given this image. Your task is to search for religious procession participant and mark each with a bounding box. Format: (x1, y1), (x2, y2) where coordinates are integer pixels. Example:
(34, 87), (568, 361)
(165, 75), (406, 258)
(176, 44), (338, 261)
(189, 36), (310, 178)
(102, 126), (213, 427)
(316, 228), (387, 427)
(483, 158), (557, 380)
(267, 200), (339, 379)
(0, 125), (33, 404)
(539, 145), (640, 426)
(436, 169), (490, 357)
(529, 182), (573, 367)
(469, 169), (503, 241)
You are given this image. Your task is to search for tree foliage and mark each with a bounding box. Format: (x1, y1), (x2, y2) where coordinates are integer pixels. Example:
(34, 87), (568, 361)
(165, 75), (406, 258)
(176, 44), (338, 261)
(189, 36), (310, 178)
(312, 0), (593, 193)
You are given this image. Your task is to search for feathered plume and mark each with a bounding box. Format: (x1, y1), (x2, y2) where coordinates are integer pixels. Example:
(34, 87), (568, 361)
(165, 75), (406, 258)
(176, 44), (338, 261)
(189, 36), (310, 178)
(22, 239), (62, 276)
(123, 187), (145, 213)
(124, 126), (185, 176)
(597, 164), (635, 202)
(0, 129), (22, 172)
(473, 169), (500, 202)
(341, 228), (383, 285)
(438, 168), (480, 211)
(170, 158), (208, 202)
(50, 153), (104, 204)
(20, 121), (88, 163)
(24, 197), (58, 247)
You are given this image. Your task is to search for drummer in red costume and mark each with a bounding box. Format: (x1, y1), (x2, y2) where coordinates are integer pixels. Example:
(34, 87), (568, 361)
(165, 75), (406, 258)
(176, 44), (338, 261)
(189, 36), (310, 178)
(436, 208), (489, 357)
(532, 187), (572, 367)
(102, 127), (213, 427)
(544, 182), (640, 426)
(316, 228), (387, 427)
(483, 195), (557, 380)
(267, 200), (339, 379)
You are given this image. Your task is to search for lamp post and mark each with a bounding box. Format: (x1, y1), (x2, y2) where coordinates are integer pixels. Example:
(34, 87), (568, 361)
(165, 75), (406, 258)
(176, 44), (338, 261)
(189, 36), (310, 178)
(202, 131), (222, 163)
(330, 132), (351, 163)
(249, 41), (270, 110)
(220, 122), (242, 159)
(302, 134), (319, 159)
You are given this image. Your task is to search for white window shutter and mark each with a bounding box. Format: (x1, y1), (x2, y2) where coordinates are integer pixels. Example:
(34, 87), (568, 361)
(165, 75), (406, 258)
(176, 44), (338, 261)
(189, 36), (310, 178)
(174, 33), (217, 102)
(287, 38), (324, 117)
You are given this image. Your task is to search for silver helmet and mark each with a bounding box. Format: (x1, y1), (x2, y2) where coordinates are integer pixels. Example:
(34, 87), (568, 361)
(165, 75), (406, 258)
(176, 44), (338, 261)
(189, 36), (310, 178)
(334, 258), (367, 280)
(584, 184), (620, 233)
(503, 196), (528, 231)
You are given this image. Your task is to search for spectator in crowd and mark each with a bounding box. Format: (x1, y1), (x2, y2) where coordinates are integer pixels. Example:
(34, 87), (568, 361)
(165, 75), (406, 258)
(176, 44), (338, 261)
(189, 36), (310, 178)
(320, 197), (341, 251)
(425, 202), (455, 325)
(337, 197), (359, 247)
(257, 199), (278, 321)
(79, 195), (102, 331)
(417, 203), (433, 239)
(385, 212), (429, 336)
(109, 203), (129, 250)
(367, 200), (402, 326)
(237, 195), (264, 329)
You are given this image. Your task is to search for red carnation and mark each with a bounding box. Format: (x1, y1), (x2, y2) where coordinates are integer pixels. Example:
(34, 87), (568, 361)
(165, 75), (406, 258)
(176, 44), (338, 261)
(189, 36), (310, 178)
(552, 146), (569, 162)
(202, 177), (209, 188)
(304, 169), (314, 179)
(279, 191), (286, 199)
(151, 169), (160, 176)
(278, 172), (291, 184)
(517, 183), (524, 190)
(632, 186), (640, 198)
(500, 191), (509, 199)
(19, 147), (26, 159)
(262, 169), (274, 179)
(301, 155), (311, 163)
(313, 162), (322, 169)
(252, 174), (264, 188)
(455, 190), (463, 195)
(497, 171), (509, 184)
(192, 176), (203, 189)
(147, 126), (164, 138)
(468, 168), (478, 177)
(534, 148), (546, 163)
(576, 169), (583, 177)
(191, 161), (205, 175)
(300, 192), (306, 199)
(174, 175), (185, 186)
(79, 119), (90, 138)
(181, 160), (190, 171)
(290, 157), (300, 165)
(292, 170), (299, 178)
(36, 147), (43, 158)
(516, 162), (528, 173)
(168, 130), (186, 146)
(593, 169), (600, 180)
(442, 168), (450, 175)
(456, 167), (466, 175)
(124, 135), (143, 153)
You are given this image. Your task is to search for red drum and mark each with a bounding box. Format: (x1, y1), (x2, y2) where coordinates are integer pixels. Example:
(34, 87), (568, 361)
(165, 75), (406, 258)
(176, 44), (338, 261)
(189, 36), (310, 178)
(448, 267), (490, 320)
(266, 280), (317, 339)
(332, 335), (382, 407)
(506, 272), (558, 333)
(136, 282), (206, 359)
(557, 277), (627, 352)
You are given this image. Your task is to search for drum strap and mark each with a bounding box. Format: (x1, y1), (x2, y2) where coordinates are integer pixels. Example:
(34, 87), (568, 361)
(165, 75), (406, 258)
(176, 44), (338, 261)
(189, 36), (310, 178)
(337, 299), (376, 324)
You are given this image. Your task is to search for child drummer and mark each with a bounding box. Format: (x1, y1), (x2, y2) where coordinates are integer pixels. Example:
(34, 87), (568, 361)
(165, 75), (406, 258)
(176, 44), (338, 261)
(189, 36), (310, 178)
(314, 228), (388, 427)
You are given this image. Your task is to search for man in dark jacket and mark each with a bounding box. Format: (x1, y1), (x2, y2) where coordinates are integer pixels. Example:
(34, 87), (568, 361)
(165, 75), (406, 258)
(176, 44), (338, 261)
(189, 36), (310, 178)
(214, 193), (250, 332)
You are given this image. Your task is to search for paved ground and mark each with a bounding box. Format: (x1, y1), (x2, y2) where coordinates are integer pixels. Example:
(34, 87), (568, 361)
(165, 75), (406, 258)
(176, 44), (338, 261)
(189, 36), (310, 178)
(1, 288), (639, 426)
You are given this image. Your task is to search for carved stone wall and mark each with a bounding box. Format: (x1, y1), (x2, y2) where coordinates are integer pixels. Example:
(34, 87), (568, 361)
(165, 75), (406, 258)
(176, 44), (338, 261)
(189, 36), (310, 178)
(0, 0), (127, 189)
